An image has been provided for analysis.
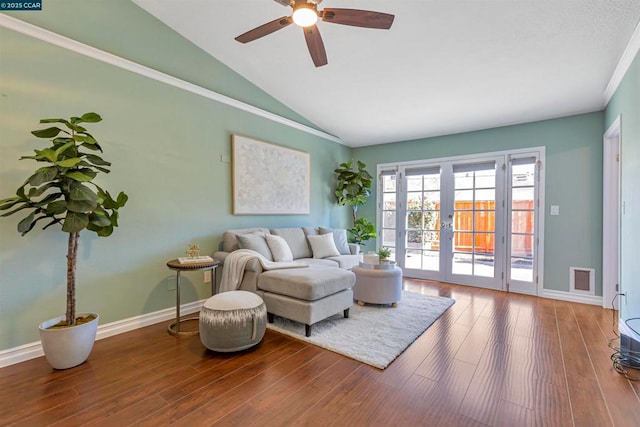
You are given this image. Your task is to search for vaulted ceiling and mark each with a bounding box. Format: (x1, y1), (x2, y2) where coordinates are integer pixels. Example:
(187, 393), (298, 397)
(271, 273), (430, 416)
(134, 0), (640, 147)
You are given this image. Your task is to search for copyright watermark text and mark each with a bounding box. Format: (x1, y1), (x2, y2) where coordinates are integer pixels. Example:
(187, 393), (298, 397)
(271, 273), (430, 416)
(0, 2), (42, 10)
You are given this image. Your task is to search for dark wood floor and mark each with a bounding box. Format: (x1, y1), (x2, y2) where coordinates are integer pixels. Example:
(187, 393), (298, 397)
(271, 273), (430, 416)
(2, 279), (639, 426)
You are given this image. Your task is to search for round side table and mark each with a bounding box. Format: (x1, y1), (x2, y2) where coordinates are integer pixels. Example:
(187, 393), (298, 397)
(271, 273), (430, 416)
(166, 258), (220, 336)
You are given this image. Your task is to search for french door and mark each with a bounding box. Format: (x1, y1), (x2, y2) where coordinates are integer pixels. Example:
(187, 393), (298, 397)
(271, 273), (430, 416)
(378, 150), (543, 294)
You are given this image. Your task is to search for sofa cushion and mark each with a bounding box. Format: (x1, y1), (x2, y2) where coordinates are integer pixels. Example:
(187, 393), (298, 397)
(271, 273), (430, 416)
(319, 227), (350, 255)
(325, 254), (363, 270)
(296, 258), (340, 268)
(270, 228), (312, 259)
(302, 226), (318, 236)
(307, 233), (341, 259)
(237, 232), (273, 261)
(223, 227), (271, 252)
(258, 268), (355, 301)
(265, 234), (293, 262)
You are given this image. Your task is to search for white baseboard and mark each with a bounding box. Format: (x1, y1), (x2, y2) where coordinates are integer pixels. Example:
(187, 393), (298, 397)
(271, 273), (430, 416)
(0, 299), (206, 368)
(541, 289), (603, 306)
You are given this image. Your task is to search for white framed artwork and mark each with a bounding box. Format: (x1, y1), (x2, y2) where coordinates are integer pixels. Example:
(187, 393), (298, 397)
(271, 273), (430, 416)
(232, 134), (310, 215)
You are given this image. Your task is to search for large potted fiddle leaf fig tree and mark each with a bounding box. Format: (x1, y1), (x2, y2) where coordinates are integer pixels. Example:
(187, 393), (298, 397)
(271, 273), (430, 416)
(334, 159), (376, 251)
(0, 112), (127, 369)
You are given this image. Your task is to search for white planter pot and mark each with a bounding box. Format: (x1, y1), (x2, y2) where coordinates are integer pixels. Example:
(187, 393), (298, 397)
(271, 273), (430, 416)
(39, 313), (99, 370)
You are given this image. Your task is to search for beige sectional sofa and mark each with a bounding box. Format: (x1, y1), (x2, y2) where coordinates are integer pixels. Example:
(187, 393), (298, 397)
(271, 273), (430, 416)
(213, 226), (362, 336)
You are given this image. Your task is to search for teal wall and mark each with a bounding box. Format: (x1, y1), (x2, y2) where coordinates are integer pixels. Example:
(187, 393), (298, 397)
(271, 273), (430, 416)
(605, 51), (640, 323)
(354, 112), (605, 295)
(0, 4), (350, 350)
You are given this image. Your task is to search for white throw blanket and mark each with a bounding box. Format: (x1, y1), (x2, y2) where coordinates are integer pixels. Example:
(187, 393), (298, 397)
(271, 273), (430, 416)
(218, 249), (308, 293)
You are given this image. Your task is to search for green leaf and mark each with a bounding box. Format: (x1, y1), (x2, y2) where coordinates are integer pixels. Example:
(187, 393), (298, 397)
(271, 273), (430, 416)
(56, 157), (83, 168)
(93, 166), (111, 174)
(34, 192), (62, 208)
(32, 148), (57, 162)
(17, 211), (35, 234)
(0, 203), (29, 217)
(116, 192), (128, 207)
(96, 225), (114, 237)
(53, 137), (74, 144)
(81, 142), (103, 152)
(80, 112), (102, 123)
(69, 183), (98, 202)
(67, 199), (97, 213)
(62, 211), (89, 233)
(40, 118), (70, 125)
(83, 154), (111, 166)
(110, 210), (119, 227)
(31, 127), (63, 138)
(28, 166), (58, 186)
(74, 134), (97, 144)
(64, 122), (87, 133)
(65, 169), (97, 182)
(100, 191), (116, 209)
(89, 213), (111, 227)
(54, 141), (75, 158)
(27, 182), (56, 198)
(0, 197), (21, 211)
(45, 200), (67, 215)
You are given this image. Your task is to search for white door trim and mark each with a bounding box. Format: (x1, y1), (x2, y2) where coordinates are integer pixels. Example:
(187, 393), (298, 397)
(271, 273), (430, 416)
(602, 116), (622, 309)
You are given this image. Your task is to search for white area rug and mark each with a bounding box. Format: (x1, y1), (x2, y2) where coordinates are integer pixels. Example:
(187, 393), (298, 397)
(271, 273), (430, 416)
(266, 291), (455, 369)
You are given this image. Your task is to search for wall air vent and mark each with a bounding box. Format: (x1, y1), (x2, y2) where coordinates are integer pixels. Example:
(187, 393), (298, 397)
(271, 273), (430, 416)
(569, 267), (595, 295)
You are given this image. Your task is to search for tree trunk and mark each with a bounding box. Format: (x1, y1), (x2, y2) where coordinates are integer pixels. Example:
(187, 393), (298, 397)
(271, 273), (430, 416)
(352, 206), (358, 227)
(66, 232), (79, 326)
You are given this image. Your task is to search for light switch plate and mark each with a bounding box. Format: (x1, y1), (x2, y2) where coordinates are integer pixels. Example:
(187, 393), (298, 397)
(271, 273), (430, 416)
(204, 270), (212, 283)
(550, 205), (560, 215)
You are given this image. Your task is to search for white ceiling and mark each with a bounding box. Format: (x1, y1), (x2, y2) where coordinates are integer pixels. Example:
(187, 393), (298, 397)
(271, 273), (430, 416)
(133, 0), (640, 147)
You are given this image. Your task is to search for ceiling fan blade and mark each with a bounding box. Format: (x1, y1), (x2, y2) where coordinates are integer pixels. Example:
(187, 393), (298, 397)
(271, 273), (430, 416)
(321, 8), (394, 29)
(303, 25), (328, 67)
(235, 16), (293, 43)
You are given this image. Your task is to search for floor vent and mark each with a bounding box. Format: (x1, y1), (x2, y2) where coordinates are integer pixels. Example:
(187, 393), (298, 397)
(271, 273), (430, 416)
(570, 267), (595, 295)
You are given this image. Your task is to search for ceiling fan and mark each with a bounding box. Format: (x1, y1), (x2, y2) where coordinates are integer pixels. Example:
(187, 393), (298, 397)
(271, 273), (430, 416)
(235, 0), (395, 67)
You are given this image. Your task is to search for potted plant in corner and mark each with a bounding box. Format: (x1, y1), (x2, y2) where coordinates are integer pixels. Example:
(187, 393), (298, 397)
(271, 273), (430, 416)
(334, 159), (376, 252)
(0, 112), (127, 369)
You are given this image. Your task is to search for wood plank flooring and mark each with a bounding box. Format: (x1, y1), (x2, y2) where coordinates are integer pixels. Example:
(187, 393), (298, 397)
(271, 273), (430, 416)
(1, 279), (639, 426)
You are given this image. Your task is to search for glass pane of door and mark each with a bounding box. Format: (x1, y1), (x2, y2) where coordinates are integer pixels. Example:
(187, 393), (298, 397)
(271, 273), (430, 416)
(380, 173), (397, 260)
(509, 161), (535, 283)
(451, 165), (497, 279)
(405, 170), (441, 272)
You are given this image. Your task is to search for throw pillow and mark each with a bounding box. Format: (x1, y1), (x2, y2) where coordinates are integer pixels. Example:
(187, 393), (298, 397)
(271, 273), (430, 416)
(319, 227), (350, 255)
(265, 234), (294, 262)
(236, 232), (273, 261)
(307, 232), (341, 259)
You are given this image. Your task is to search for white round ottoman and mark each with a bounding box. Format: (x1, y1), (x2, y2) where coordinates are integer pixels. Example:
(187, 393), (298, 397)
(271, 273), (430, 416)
(352, 265), (403, 307)
(199, 290), (267, 352)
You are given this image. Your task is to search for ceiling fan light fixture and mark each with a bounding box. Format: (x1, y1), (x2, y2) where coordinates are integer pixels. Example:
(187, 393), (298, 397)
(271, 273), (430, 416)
(292, 3), (318, 27)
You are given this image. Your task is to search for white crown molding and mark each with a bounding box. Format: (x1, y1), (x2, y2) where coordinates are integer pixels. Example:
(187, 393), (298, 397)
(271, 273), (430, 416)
(0, 14), (343, 145)
(542, 289), (603, 307)
(0, 299), (205, 368)
(604, 20), (640, 105)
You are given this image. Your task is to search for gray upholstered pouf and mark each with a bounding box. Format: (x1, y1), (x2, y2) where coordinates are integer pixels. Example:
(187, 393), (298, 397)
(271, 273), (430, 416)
(352, 265), (403, 306)
(199, 290), (267, 352)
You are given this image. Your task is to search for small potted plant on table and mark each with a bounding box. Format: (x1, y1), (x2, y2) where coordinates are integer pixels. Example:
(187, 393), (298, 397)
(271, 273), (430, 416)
(377, 247), (394, 268)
